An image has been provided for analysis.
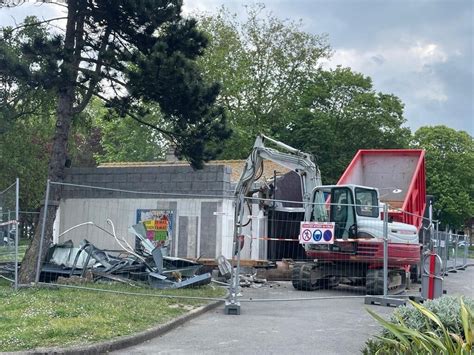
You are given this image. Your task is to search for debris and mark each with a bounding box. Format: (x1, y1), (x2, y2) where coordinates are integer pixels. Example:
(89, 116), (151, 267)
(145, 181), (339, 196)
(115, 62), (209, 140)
(239, 273), (267, 287)
(217, 255), (232, 279)
(40, 220), (212, 290)
(256, 259), (295, 281)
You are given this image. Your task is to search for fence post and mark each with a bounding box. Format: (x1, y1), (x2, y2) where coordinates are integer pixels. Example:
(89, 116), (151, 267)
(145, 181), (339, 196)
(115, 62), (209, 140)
(454, 233), (458, 269)
(383, 204), (388, 298)
(35, 179), (50, 284)
(365, 203), (405, 307)
(14, 178), (19, 290)
(463, 235), (468, 267)
(225, 197), (242, 315)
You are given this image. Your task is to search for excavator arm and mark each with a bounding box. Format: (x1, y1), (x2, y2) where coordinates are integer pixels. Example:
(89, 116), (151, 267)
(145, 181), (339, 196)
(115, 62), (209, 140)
(233, 134), (326, 238)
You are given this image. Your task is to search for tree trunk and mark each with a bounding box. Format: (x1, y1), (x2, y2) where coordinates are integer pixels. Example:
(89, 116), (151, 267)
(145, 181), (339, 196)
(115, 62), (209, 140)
(18, 88), (75, 283)
(18, 0), (80, 283)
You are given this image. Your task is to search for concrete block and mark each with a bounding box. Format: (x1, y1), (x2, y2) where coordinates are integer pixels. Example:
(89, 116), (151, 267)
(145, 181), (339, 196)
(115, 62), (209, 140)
(142, 174), (156, 182)
(209, 182), (225, 191)
(177, 182), (192, 191)
(114, 174), (127, 183)
(194, 171), (206, 181)
(163, 182), (177, 191)
(69, 167), (95, 175)
(176, 166), (193, 174)
(173, 173), (187, 182)
(216, 171), (225, 181)
(86, 174), (99, 183)
(127, 173), (142, 182)
(192, 181), (207, 191)
(139, 182), (157, 192)
(206, 165), (219, 172)
(97, 174), (113, 183)
(205, 172), (217, 181)
(156, 173), (171, 182)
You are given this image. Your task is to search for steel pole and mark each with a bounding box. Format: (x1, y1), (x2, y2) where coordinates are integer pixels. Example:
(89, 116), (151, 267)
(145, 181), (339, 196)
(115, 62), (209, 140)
(383, 204), (388, 298)
(35, 179), (50, 284)
(14, 178), (19, 290)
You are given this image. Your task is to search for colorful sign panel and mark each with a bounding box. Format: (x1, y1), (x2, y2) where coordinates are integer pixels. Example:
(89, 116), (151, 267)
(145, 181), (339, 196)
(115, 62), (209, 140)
(299, 222), (335, 244)
(136, 209), (174, 248)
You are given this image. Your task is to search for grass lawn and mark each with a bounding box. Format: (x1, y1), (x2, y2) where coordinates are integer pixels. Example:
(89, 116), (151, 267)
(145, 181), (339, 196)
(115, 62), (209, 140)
(0, 280), (226, 352)
(0, 242), (28, 263)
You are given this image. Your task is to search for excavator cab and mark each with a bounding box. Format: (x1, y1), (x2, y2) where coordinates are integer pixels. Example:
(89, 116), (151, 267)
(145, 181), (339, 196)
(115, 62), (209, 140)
(312, 185), (382, 240)
(330, 187), (357, 239)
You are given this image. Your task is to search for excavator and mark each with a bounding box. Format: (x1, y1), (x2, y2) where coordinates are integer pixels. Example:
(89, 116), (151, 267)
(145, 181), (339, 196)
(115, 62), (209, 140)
(234, 134), (420, 295)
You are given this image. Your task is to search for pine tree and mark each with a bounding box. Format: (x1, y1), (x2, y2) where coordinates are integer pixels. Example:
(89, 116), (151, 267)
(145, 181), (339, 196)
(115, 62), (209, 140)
(0, 0), (229, 282)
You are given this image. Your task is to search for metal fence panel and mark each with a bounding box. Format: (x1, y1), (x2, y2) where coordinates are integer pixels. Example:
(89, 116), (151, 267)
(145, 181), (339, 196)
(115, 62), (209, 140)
(0, 179), (19, 289)
(34, 181), (232, 300)
(226, 195), (428, 312)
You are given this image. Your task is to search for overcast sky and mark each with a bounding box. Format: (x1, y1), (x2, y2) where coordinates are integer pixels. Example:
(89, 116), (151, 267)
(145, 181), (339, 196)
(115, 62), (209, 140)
(1, 0), (472, 135)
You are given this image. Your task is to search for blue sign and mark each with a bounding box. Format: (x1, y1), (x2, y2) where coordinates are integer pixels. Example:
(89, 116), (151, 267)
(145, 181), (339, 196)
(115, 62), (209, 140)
(323, 230), (333, 242)
(313, 229), (322, 242)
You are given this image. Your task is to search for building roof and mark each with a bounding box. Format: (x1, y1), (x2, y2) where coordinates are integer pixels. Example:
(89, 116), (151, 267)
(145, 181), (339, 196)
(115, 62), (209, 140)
(99, 160), (291, 183)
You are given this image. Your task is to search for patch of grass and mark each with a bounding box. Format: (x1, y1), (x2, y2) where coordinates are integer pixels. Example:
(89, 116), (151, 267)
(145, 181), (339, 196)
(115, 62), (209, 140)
(0, 282), (226, 351)
(0, 243), (28, 262)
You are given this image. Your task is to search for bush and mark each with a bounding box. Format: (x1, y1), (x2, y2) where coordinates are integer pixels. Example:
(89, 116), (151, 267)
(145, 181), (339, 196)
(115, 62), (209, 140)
(363, 296), (474, 354)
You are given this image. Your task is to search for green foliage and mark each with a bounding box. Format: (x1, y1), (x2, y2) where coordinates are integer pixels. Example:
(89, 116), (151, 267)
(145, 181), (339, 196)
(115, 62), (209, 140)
(280, 67), (411, 183)
(197, 4), (331, 158)
(0, 114), (54, 209)
(364, 296), (474, 354)
(411, 126), (474, 229)
(0, 18), (57, 209)
(96, 116), (166, 164)
(0, 1), (230, 170)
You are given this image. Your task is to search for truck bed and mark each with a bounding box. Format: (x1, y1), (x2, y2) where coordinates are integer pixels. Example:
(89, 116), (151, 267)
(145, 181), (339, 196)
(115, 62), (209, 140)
(338, 149), (426, 230)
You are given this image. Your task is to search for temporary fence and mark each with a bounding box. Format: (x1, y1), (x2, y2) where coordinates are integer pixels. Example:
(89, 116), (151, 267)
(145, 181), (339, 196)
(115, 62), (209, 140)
(33, 180), (233, 300)
(23, 179), (472, 310)
(0, 178), (19, 289)
(225, 191), (474, 313)
(433, 230), (470, 274)
(225, 194), (434, 314)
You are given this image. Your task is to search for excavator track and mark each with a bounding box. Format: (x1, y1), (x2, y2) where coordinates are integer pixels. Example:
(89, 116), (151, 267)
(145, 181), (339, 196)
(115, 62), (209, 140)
(292, 263), (407, 295)
(291, 263), (339, 291)
(366, 268), (407, 295)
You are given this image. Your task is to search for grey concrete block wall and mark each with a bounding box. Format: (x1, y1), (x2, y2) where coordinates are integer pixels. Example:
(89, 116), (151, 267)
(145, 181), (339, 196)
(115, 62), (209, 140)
(57, 164), (237, 259)
(62, 165), (232, 199)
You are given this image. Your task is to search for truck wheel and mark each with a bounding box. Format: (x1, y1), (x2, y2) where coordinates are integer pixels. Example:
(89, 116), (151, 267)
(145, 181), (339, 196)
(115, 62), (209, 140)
(292, 263), (319, 291)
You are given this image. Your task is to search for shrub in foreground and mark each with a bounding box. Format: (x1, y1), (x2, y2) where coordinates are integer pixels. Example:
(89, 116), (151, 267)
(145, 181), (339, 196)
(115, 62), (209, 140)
(363, 296), (474, 354)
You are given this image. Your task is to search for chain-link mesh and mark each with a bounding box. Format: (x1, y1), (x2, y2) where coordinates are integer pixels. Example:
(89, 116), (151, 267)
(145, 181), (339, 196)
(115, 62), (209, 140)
(228, 195), (427, 308)
(35, 181), (231, 300)
(0, 180), (19, 288)
(29, 180), (472, 308)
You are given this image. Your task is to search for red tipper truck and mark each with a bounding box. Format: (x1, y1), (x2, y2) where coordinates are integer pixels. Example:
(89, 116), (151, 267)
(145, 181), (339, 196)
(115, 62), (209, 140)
(337, 149), (426, 231)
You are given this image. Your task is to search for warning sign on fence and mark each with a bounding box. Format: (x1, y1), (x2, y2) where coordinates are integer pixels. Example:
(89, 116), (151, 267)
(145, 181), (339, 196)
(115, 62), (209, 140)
(299, 222), (335, 244)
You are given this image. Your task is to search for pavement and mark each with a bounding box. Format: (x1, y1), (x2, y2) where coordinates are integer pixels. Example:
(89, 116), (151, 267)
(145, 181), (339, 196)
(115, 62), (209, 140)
(112, 265), (474, 355)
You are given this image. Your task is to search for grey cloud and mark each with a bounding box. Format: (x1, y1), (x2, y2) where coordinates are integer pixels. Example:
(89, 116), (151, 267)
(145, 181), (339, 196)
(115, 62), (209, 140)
(371, 55), (385, 65)
(184, 0), (473, 134)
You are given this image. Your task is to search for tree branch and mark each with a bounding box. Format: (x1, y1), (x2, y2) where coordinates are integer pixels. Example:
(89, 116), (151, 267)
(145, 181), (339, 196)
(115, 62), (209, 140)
(78, 67), (128, 88)
(84, 87), (179, 139)
(2, 17), (68, 33)
(73, 26), (111, 115)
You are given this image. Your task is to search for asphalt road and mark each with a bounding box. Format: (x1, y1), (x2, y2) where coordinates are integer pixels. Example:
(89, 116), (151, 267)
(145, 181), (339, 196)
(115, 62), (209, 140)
(113, 265), (474, 355)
